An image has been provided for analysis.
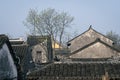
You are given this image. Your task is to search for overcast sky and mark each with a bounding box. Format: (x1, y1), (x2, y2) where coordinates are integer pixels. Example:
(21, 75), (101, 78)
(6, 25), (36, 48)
(0, 0), (120, 38)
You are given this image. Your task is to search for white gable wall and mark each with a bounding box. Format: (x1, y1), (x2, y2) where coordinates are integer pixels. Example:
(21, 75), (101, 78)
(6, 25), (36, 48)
(70, 42), (118, 58)
(32, 44), (48, 63)
(69, 28), (113, 53)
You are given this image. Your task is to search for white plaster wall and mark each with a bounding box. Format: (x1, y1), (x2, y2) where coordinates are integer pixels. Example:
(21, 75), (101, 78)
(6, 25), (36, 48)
(70, 42), (118, 58)
(32, 44), (48, 63)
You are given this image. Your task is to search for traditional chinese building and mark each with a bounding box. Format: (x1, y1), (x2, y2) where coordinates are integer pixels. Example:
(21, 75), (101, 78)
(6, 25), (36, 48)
(26, 26), (120, 80)
(67, 26), (120, 59)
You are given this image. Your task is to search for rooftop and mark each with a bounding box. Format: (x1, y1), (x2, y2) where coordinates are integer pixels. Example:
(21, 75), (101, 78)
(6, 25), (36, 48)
(27, 62), (120, 80)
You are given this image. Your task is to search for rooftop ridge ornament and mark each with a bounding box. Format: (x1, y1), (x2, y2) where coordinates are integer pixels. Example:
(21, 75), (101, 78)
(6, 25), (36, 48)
(89, 25), (92, 29)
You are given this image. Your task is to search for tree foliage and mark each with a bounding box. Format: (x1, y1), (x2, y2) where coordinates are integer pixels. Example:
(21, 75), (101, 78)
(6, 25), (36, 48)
(106, 31), (120, 50)
(24, 8), (74, 46)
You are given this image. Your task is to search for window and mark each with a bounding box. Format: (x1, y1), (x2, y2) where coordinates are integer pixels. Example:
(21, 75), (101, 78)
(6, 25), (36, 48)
(36, 51), (42, 63)
(36, 51), (42, 54)
(67, 43), (71, 46)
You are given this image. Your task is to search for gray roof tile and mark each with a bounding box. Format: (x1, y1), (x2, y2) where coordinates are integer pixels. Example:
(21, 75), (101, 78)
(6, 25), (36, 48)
(27, 62), (120, 80)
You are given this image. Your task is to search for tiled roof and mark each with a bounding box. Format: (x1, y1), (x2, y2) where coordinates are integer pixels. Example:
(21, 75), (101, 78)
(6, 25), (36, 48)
(27, 62), (120, 80)
(67, 26), (114, 54)
(12, 44), (28, 64)
(27, 35), (49, 46)
(10, 41), (24, 45)
(70, 58), (111, 62)
(55, 48), (70, 55)
(68, 26), (113, 43)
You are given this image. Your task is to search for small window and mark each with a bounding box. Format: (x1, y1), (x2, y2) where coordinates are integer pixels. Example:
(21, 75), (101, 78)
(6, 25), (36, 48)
(67, 43), (71, 46)
(36, 51), (42, 63)
(112, 42), (115, 45)
(36, 51), (42, 54)
(30, 48), (33, 52)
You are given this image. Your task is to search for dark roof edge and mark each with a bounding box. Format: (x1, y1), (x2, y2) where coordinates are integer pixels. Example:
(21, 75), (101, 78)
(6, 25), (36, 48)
(0, 34), (8, 48)
(0, 34), (18, 63)
(67, 26), (113, 43)
(67, 38), (120, 57)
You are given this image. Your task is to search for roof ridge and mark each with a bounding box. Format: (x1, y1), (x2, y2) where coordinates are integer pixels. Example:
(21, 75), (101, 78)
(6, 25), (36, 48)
(28, 63), (54, 75)
(67, 26), (113, 43)
(67, 26), (90, 43)
(90, 27), (113, 42)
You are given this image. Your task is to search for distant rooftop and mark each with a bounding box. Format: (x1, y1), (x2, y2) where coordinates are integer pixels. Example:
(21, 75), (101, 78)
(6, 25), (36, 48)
(10, 38), (25, 45)
(9, 38), (24, 42)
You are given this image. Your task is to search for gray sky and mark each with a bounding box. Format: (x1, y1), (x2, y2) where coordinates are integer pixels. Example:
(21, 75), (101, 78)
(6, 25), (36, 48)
(0, 0), (120, 38)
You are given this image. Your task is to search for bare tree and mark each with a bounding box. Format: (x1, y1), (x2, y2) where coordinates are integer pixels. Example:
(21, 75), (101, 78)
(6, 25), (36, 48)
(24, 8), (74, 47)
(106, 31), (120, 50)
(58, 12), (74, 48)
(24, 9), (39, 35)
